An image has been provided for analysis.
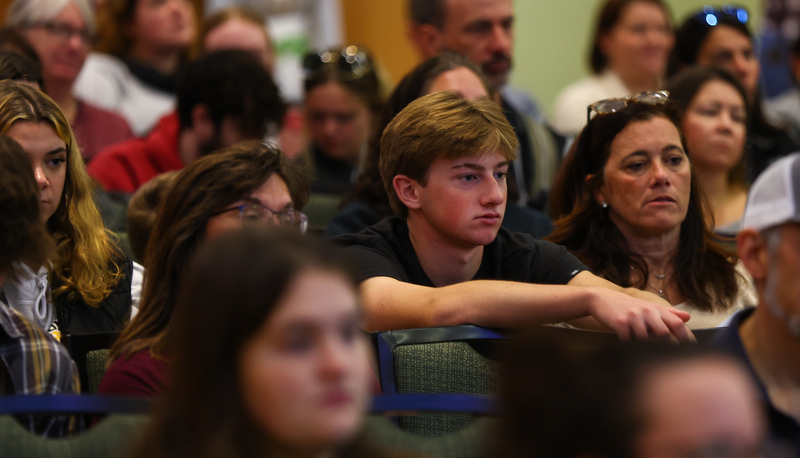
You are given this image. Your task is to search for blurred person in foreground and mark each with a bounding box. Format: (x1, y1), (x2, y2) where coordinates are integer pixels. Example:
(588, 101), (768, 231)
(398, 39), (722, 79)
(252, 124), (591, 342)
(498, 334), (769, 457)
(0, 134), (79, 437)
(129, 228), (392, 458)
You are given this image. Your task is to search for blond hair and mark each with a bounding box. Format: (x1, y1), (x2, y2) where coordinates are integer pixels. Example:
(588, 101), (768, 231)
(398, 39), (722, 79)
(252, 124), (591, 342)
(0, 80), (122, 306)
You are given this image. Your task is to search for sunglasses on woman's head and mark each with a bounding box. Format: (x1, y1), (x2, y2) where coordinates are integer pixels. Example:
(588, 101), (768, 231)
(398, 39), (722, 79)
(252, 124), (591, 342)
(586, 90), (670, 123)
(302, 45), (373, 80)
(693, 4), (749, 27)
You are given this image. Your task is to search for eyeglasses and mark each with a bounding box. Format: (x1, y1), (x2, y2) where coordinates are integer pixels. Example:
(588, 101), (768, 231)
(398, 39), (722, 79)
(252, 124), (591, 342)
(302, 45), (373, 80)
(693, 4), (749, 27)
(28, 22), (95, 46)
(586, 90), (670, 123)
(210, 202), (309, 234)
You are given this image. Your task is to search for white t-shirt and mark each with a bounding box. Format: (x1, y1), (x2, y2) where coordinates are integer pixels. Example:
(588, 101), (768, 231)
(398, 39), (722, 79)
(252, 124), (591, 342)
(2, 262), (143, 331)
(550, 70), (631, 138)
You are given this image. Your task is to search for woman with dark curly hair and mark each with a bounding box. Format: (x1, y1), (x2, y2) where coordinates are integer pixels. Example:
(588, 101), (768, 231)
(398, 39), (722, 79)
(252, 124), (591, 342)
(548, 97), (755, 328)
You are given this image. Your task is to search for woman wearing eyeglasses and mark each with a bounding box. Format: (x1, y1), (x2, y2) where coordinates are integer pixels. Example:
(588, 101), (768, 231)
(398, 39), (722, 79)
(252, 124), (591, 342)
(100, 141), (309, 397)
(551, 0), (674, 137)
(72, 0), (196, 137)
(547, 98), (754, 328)
(301, 46), (386, 196)
(666, 66), (750, 239)
(671, 5), (799, 182)
(6, 0), (133, 161)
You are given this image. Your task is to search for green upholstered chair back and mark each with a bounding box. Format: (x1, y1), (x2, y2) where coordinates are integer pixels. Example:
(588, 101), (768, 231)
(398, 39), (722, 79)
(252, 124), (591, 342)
(62, 333), (119, 394)
(363, 415), (498, 458)
(393, 340), (500, 436)
(86, 350), (110, 394)
(374, 325), (506, 437)
(0, 414), (148, 458)
(304, 193), (344, 234)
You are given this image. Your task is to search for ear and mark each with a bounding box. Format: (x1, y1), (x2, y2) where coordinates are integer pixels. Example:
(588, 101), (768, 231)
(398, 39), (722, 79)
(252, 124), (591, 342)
(190, 104), (215, 142)
(586, 173), (606, 205)
(737, 229), (769, 282)
(407, 23), (445, 59)
(393, 175), (422, 210)
(791, 54), (800, 83)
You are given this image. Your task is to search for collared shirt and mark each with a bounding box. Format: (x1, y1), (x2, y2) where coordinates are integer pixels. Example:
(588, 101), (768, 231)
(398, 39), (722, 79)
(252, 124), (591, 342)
(715, 308), (800, 455)
(0, 301), (80, 437)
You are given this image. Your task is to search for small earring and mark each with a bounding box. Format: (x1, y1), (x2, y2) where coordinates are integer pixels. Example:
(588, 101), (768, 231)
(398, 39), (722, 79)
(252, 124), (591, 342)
(601, 202), (608, 209)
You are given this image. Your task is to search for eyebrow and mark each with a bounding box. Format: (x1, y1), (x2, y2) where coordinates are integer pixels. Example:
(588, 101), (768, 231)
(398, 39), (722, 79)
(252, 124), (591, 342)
(279, 311), (360, 333)
(625, 144), (684, 159)
(45, 147), (67, 157)
(245, 196), (294, 211)
(450, 161), (511, 171)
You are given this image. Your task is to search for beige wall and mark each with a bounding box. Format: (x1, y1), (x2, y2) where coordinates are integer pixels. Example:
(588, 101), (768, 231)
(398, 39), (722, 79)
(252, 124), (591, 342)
(0, 0), (11, 22)
(512, 0), (763, 119)
(341, 0), (418, 87)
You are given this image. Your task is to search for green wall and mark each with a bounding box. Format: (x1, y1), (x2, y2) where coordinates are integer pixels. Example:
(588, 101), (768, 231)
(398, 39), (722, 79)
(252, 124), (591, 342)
(511, 0), (763, 120)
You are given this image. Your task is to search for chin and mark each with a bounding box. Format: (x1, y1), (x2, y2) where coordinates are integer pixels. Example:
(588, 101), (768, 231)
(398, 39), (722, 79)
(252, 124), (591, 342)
(312, 415), (364, 448)
(469, 232), (500, 247)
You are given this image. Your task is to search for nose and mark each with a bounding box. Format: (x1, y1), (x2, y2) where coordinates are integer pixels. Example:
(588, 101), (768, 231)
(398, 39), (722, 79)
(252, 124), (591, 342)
(33, 165), (48, 189)
(482, 176), (506, 207)
(489, 24), (512, 55)
(319, 337), (350, 380)
(171, 0), (193, 18)
(730, 54), (751, 80)
(67, 31), (85, 50)
(650, 161), (670, 186)
(322, 118), (339, 137)
(717, 111), (734, 132)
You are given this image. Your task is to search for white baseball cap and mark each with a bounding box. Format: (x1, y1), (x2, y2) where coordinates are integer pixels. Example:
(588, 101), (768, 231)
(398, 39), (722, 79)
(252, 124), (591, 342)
(741, 153), (800, 231)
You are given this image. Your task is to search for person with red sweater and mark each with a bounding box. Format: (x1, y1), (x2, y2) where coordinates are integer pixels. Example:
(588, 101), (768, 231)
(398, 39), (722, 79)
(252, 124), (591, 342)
(88, 49), (285, 194)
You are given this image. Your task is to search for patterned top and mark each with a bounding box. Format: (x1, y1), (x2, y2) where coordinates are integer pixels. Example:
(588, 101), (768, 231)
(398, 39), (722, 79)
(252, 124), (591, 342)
(0, 301), (80, 437)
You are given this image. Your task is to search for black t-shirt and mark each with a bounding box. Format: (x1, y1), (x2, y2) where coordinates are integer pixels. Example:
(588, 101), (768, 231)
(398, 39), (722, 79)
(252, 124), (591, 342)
(333, 217), (587, 286)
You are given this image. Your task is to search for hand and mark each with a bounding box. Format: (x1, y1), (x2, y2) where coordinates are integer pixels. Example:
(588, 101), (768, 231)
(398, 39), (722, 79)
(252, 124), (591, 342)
(587, 287), (695, 343)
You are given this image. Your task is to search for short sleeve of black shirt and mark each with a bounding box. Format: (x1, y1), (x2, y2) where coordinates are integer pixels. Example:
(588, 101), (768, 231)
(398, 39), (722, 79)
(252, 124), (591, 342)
(477, 228), (587, 285)
(333, 217), (587, 286)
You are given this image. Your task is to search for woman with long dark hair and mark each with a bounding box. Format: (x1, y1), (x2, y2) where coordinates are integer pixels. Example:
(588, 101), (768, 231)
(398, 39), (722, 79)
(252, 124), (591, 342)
(101, 142), (308, 397)
(552, 0), (674, 137)
(666, 66), (750, 237)
(300, 45), (386, 195)
(548, 98), (754, 328)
